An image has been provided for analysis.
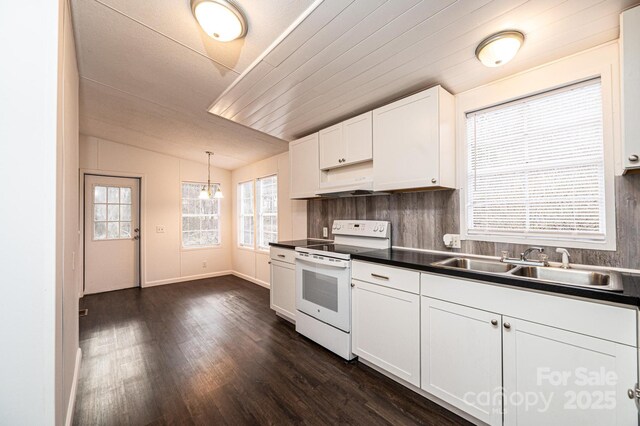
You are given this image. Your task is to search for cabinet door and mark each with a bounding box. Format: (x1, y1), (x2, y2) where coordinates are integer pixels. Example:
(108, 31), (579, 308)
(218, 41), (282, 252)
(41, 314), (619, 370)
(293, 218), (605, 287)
(343, 111), (372, 166)
(319, 123), (344, 170)
(270, 260), (296, 321)
(289, 133), (319, 199)
(352, 280), (420, 386)
(622, 6), (640, 171)
(373, 89), (439, 191)
(421, 297), (502, 426)
(503, 317), (638, 426)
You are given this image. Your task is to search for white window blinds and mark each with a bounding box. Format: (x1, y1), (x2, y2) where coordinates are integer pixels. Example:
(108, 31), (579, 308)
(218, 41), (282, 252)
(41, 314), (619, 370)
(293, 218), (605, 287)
(465, 78), (606, 242)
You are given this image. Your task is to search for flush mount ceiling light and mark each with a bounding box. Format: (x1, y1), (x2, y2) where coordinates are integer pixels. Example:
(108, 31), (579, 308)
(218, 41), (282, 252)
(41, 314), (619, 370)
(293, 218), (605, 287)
(475, 30), (524, 67)
(199, 151), (224, 200)
(191, 0), (247, 42)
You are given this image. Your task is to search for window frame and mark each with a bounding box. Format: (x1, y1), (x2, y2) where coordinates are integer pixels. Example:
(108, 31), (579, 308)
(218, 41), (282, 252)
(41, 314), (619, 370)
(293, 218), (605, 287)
(457, 45), (618, 251)
(180, 181), (222, 250)
(237, 179), (255, 249)
(256, 174), (278, 252)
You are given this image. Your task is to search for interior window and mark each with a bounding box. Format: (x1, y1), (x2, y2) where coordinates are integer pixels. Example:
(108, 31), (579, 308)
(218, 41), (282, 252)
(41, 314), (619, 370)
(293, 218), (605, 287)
(257, 175), (278, 250)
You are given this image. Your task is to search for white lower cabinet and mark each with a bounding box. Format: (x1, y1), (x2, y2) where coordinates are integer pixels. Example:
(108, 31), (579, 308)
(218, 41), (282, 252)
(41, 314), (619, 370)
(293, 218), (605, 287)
(503, 317), (638, 426)
(270, 248), (296, 321)
(421, 297), (503, 426)
(352, 279), (420, 386)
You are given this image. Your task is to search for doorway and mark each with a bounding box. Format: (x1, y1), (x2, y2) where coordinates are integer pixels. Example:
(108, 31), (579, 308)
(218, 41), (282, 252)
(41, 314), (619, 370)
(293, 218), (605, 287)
(84, 174), (141, 294)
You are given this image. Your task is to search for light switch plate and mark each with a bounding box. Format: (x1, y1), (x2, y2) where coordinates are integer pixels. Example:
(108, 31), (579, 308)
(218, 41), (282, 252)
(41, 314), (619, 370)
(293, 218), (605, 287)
(156, 225), (165, 233)
(322, 227), (328, 238)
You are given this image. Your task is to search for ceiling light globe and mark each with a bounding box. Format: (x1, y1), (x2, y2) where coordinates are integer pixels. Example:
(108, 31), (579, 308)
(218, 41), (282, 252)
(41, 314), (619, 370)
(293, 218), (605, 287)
(476, 31), (524, 67)
(192, 0), (247, 42)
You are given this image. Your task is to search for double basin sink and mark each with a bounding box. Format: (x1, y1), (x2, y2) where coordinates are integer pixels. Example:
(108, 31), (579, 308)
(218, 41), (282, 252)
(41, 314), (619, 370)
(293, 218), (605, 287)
(434, 257), (623, 292)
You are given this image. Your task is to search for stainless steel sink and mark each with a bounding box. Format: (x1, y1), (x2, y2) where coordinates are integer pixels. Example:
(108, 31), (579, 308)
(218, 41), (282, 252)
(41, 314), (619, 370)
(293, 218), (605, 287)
(435, 257), (517, 274)
(509, 266), (623, 291)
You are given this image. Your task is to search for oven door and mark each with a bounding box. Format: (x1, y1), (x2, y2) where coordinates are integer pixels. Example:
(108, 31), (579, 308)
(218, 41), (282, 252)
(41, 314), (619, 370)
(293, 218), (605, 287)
(295, 252), (351, 332)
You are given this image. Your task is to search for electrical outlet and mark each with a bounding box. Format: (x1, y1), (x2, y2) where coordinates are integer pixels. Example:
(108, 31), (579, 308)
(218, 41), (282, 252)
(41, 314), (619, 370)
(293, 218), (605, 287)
(443, 233), (461, 249)
(202, 261), (207, 268)
(156, 225), (165, 233)
(322, 227), (328, 238)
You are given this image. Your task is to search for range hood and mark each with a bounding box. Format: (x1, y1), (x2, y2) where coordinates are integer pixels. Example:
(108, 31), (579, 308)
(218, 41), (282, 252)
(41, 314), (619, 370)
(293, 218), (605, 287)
(315, 180), (386, 198)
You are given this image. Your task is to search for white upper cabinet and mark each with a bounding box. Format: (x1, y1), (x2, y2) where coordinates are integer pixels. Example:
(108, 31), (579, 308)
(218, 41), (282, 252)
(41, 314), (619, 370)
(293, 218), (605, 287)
(621, 5), (640, 172)
(289, 133), (320, 199)
(373, 86), (455, 191)
(319, 111), (372, 170)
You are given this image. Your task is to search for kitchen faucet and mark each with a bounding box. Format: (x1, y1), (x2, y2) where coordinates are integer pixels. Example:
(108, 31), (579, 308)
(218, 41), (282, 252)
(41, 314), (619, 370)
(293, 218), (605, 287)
(501, 246), (549, 266)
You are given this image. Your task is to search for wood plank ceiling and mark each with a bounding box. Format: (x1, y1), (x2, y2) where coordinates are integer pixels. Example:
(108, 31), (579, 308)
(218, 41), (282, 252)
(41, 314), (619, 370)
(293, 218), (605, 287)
(71, 0), (315, 169)
(208, 0), (640, 142)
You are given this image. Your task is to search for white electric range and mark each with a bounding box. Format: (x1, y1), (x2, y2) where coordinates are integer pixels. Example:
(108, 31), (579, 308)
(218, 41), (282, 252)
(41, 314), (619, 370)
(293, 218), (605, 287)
(294, 220), (391, 360)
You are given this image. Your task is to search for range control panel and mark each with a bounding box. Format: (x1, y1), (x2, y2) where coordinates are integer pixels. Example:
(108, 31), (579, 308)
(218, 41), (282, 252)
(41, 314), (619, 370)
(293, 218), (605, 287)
(331, 220), (391, 238)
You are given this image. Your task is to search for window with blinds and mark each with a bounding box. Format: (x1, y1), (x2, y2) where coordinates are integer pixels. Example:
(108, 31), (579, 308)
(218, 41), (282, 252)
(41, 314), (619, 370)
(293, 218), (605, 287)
(464, 78), (607, 244)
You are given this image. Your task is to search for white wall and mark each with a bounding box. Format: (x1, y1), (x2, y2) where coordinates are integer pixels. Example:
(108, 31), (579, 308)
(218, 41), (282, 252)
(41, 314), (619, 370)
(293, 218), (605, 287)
(231, 152), (307, 287)
(79, 136), (233, 287)
(59, 1), (81, 424)
(0, 0), (69, 424)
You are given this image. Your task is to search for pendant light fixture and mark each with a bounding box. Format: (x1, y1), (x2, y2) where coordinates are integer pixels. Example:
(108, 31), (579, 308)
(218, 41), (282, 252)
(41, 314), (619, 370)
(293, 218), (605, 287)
(199, 151), (224, 200)
(475, 30), (524, 67)
(191, 0), (248, 42)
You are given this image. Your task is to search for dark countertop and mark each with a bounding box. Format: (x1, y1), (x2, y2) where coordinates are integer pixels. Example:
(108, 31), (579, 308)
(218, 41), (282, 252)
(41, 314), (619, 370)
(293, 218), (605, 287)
(269, 239), (332, 249)
(351, 248), (640, 308)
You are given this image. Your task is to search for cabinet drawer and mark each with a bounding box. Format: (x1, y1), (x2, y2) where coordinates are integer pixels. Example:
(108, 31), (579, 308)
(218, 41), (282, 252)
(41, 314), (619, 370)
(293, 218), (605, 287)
(270, 247), (295, 264)
(352, 261), (420, 294)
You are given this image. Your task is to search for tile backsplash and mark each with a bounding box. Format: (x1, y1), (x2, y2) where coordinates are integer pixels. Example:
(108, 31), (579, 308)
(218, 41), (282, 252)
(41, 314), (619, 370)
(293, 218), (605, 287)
(307, 175), (640, 270)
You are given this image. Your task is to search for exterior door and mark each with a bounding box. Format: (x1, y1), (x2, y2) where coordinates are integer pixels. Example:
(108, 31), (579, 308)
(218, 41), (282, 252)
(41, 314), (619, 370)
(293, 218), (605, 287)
(84, 175), (140, 294)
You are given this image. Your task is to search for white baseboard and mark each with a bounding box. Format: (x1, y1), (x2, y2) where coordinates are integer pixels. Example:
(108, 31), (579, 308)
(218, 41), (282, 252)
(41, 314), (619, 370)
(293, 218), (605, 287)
(65, 348), (82, 426)
(143, 270), (233, 288)
(231, 271), (270, 289)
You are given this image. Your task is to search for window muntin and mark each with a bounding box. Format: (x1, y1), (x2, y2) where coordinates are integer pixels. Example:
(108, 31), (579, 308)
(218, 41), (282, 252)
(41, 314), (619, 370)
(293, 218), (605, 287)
(464, 79), (607, 243)
(257, 175), (278, 250)
(181, 182), (221, 248)
(93, 185), (133, 240)
(238, 181), (254, 248)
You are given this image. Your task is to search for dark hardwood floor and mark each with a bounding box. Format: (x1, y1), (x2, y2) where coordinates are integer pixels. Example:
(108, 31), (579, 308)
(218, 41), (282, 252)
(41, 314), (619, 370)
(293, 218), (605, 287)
(74, 275), (471, 425)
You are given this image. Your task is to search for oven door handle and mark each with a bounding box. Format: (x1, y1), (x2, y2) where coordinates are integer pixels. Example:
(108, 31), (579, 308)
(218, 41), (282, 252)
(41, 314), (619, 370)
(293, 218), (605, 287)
(295, 253), (349, 269)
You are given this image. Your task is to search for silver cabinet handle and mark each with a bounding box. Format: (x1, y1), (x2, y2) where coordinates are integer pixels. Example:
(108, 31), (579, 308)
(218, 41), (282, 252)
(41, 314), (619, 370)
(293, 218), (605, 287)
(277, 254), (286, 258)
(504, 322), (511, 330)
(371, 273), (389, 280)
(351, 282), (355, 287)
(342, 158), (346, 162)
(629, 154), (639, 162)
(431, 178), (437, 184)
(491, 319), (498, 326)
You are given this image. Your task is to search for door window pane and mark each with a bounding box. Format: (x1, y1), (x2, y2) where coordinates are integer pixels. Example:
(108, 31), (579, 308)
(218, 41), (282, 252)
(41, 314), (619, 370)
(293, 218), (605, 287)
(93, 184), (134, 241)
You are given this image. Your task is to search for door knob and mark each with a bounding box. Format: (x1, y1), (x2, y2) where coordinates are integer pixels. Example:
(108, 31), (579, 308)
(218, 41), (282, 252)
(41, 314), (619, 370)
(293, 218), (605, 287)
(133, 235), (140, 240)
(503, 322), (511, 330)
(134, 228), (140, 233)
(629, 154), (639, 162)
